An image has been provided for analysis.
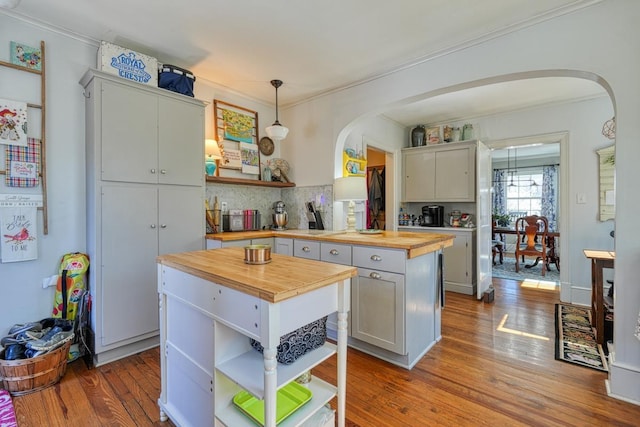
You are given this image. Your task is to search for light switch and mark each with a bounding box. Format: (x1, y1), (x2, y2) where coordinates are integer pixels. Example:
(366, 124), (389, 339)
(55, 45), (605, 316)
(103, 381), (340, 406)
(576, 193), (586, 204)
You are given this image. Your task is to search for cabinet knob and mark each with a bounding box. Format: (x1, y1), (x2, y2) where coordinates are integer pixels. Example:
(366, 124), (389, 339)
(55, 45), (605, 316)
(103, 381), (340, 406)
(370, 254), (382, 261)
(160, 169), (167, 174)
(302, 246), (310, 252)
(160, 224), (167, 229)
(150, 224), (156, 229)
(150, 168), (156, 174)
(369, 272), (381, 280)
(329, 249), (339, 255)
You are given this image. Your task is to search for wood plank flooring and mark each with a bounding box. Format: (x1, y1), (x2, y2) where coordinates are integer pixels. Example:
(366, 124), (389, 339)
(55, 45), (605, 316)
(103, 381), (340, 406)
(9, 278), (640, 426)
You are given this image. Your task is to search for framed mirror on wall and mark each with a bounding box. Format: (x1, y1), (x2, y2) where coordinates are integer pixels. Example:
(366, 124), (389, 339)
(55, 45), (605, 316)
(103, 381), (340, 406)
(596, 145), (615, 221)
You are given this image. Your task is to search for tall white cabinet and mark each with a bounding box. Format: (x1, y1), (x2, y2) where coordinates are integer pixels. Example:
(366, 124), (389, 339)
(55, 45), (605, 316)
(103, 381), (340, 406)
(81, 69), (206, 366)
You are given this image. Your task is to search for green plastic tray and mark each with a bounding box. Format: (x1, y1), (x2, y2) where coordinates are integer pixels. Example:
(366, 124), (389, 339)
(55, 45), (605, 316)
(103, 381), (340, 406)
(233, 381), (313, 426)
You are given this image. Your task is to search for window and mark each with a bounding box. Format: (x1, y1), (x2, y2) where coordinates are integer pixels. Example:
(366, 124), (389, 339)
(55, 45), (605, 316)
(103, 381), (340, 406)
(506, 171), (543, 216)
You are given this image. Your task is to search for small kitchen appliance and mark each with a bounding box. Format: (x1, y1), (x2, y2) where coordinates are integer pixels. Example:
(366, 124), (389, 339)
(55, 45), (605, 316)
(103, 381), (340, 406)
(272, 201), (288, 230)
(421, 205), (444, 227)
(449, 210), (461, 227)
(306, 202), (325, 230)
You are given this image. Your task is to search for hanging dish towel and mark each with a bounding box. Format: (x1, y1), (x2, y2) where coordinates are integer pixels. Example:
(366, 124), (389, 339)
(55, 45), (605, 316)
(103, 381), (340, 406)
(5, 137), (40, 187)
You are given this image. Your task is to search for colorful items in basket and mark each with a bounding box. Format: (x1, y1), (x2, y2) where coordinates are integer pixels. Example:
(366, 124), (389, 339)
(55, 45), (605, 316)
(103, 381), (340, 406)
(249, 316), (328, 364)
(1, 318), (74, 360)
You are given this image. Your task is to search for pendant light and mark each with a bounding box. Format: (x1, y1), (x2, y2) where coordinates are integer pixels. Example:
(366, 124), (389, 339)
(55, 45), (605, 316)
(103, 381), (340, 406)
(265, 79), (289, 141)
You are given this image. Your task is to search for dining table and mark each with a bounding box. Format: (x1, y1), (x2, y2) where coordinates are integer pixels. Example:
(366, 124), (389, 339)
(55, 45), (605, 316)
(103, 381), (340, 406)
(493, 226), (560, 271)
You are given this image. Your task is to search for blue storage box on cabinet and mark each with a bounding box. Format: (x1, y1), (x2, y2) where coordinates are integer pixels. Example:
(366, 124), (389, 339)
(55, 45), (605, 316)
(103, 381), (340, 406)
(250, 316), (328, 364)
(158, 64), (195, 97)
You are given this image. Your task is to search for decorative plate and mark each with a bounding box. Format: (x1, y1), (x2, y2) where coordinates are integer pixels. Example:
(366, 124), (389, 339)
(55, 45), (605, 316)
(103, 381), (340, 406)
(258, 136), (275, 156)
(268, 158), (290, 175)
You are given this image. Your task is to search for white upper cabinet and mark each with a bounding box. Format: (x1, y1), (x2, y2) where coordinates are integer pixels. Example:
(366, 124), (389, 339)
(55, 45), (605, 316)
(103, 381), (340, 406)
(403, 141), (476, 202)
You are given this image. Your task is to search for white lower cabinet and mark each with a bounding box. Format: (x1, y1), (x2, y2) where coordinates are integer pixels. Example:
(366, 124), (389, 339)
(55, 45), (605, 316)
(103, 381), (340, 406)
(99, 184), (203, 350)
(293, 239), (321, 260)
(158, 265), (349, 427)
(274, 237), (293, 256)
(400, 227), (476, 295)
(351, 267), (405, 354)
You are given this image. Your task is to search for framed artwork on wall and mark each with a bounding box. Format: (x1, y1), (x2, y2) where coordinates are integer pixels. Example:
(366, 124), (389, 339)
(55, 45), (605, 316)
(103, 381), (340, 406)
(214, 99), (260, 174)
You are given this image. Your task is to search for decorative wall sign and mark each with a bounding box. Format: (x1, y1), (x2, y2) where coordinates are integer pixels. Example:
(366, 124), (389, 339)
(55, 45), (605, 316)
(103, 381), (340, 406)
(220, 141), (242, 169)
(1, 205), (38, 262)
(5, 138), (40, 187)
(10, 41), (42, 71)
(214, 100), (261, 173)
(0, 99), (28, 146)
(214, 100), (258, 144)
(240, 142), (259, 175)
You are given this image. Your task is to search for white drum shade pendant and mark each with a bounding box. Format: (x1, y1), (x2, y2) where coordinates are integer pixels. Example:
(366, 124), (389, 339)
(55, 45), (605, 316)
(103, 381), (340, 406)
(265, 79), (289, 141)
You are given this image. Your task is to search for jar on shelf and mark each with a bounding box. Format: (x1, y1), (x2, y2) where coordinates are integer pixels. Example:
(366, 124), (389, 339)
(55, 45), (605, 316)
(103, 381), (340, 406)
(411, 125), (426, 147)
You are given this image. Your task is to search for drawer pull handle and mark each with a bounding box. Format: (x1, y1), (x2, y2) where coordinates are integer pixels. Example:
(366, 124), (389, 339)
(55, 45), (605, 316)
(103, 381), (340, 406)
(160, 224), (167, 229)
(370, 255), (382, 261)
(302, 246), (310, 252)
(369, 272), (381, 279)
(160, 169), (167, 174)
(150, 224), (156, 229)
(150, 168), (156, 174)
(330, 249), (339, 255)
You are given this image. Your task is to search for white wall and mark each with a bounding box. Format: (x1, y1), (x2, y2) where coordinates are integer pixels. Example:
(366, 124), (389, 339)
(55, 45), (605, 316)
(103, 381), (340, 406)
(0, 15), (95, 331)
(280, 0), (640, 403)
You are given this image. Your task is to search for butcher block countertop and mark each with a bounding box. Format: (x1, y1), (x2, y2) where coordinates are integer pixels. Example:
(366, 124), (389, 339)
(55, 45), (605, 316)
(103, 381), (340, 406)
(206, 230), (455, 259)
(157, 247), (357, 303)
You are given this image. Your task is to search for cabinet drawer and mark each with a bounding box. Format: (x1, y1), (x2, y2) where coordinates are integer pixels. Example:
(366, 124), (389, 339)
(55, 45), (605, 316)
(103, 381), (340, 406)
(293, 239), (321, 260)
(320, 242), (352, 265)
(352, 246), (405, 274)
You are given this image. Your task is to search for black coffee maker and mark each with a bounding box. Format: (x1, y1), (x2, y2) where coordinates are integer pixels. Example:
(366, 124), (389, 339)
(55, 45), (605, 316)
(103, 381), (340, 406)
(420, 205), (444, 227)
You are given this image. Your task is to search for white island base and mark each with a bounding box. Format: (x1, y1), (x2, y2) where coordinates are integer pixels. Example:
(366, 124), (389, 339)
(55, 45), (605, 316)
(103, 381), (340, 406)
(156, 248), (355, 427)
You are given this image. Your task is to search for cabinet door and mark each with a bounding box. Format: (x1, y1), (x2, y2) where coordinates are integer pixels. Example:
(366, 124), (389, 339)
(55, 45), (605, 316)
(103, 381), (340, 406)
(443, 232), (470, 285)
(101, 184), (159, 346)
(434, 146), (475, 201)
(101, 81), (158, 184)
(403, 149), (435, 201)
(158, 186), (204, 255)
(351, 268), (405, 354)
(274, 238), (293, 256)
(293, 239), (321, 260)
(158, 97), (204, 186)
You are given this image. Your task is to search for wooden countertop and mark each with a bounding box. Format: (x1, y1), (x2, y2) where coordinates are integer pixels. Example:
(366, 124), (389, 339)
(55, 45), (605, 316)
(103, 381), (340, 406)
(157, 247), (357, 303)
(205, 230), (454, 259)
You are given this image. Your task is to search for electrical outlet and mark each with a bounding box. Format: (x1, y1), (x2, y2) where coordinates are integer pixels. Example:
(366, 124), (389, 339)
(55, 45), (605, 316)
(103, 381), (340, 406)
(42, 274), (58, 289)
(221, 201), (228, 212)
(576, 193), (586, 204)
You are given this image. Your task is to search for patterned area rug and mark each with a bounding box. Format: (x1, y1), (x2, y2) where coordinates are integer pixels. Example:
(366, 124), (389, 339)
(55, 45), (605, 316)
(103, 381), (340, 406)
(555, 303), (608, 372)
(0, 389), (18, 427)
(492, 255), (560, 283)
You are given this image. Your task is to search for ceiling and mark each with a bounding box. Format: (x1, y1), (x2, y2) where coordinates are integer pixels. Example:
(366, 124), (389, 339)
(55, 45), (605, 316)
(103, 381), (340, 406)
(2, 0), (608, 122)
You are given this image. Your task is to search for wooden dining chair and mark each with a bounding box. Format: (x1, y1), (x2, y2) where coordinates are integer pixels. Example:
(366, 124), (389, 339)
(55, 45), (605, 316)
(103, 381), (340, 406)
(514, 215), (549, 276)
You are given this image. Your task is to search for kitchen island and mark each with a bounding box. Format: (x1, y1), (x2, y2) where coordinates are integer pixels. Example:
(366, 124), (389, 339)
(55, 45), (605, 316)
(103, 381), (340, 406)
(207, 230), (454, 369)
(157, 247), (357, 427)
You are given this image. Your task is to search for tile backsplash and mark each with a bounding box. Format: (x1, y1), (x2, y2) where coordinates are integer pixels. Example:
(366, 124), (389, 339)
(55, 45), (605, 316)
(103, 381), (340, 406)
(206, 184), (333, 231)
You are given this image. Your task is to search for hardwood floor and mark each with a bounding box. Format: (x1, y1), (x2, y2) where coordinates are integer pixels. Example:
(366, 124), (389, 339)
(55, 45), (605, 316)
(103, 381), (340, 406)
(9, 278), (640, 426)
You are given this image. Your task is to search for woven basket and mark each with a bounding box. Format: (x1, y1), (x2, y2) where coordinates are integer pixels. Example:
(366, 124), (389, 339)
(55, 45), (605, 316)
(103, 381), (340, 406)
(0, 340), (71, 396)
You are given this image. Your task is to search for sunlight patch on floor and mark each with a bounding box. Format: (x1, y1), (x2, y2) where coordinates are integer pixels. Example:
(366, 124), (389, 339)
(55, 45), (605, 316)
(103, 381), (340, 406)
(496, 314), (549, 341)
(520, 278), (558, 290)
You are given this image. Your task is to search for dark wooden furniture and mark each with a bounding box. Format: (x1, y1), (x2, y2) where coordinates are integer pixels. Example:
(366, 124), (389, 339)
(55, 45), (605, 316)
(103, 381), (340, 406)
(515, 215), (550, 275)
(493, 225), (560, 272)
(491, 220), (504, 265)
(584, 249), (615, 346)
